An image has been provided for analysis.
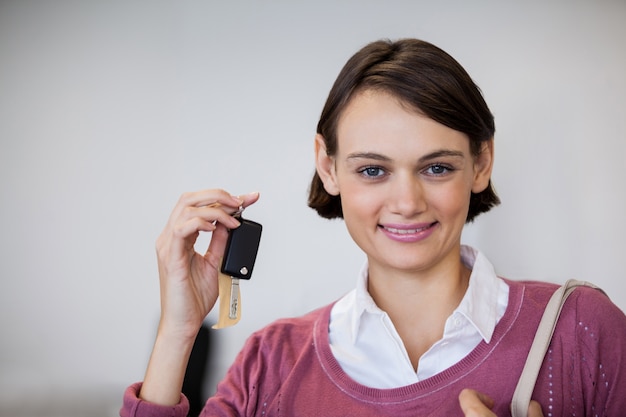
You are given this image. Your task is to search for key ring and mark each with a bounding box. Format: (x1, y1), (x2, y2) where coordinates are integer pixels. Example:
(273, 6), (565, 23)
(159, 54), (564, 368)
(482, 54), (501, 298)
(232, 204), (244, 219)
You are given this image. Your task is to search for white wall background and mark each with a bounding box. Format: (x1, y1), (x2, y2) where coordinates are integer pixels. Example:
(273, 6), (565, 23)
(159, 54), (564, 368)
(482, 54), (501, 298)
(1, 1), (624, 415)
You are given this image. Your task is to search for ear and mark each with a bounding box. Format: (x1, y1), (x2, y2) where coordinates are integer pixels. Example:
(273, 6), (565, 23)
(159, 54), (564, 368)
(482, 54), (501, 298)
(471, 139), (494, 193)
(314, 134), (340, 196)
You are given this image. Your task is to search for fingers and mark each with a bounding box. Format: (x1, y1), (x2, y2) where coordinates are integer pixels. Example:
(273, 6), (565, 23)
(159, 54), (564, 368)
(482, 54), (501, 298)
(175, 189), (260, 213)
(157, 189), (260, 261)
(171, 189), (243, 230)
(169, 189), (259, 236)
(458, 389), (496, 417)
(177, 189), (242, 211)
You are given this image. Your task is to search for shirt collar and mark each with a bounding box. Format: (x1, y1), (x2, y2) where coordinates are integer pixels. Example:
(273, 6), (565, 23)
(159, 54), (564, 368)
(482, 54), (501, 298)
(350, 245), (505, 344)
(350, 262), (380, 343)
(456, 245), (504, 343)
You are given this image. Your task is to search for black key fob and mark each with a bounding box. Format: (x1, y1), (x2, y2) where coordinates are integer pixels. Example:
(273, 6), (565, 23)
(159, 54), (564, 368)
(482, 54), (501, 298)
(221, 216), (262, 280)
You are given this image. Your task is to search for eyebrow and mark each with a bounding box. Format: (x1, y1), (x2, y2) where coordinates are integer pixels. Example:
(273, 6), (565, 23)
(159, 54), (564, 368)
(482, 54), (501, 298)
(346, 149), (465, 163)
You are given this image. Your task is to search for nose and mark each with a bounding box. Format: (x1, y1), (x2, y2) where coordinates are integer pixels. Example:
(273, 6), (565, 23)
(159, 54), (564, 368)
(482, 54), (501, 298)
(388, 173), (427, 217)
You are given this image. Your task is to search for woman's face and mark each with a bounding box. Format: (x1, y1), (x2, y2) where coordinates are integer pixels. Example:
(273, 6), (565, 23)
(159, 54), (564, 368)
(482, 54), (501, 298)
(315, 90), (493, 279)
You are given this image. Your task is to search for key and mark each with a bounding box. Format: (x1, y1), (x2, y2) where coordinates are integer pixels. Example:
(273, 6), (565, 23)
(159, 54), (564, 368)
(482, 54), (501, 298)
(229, 208), (243, 322)
(229, 278), (240, 319)
(212, 272), (240, 329)
(212, 204), (262, 329)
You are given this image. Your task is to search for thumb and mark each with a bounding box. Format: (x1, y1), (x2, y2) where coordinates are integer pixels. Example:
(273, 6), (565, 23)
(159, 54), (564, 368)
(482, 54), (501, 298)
(459, 388), (496, 416)
(527, 400), (544, 417)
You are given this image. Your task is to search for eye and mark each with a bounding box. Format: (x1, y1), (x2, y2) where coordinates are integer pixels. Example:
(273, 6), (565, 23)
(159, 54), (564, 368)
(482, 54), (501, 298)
(358, 165), (386, 179)
(424, 163), (454, 176)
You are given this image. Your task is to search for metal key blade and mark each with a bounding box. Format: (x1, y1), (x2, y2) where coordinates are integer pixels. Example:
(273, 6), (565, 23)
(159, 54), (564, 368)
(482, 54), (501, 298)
(229, 278), (240, 319)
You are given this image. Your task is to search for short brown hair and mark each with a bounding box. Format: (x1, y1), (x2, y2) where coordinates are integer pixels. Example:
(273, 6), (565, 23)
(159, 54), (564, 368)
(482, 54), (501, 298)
(308, 38), (500, 222)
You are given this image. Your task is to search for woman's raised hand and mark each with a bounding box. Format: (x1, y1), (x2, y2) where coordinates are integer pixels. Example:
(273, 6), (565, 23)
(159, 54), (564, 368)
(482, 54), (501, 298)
(139, 189), (259, 406)
(155, 189), (260, 340)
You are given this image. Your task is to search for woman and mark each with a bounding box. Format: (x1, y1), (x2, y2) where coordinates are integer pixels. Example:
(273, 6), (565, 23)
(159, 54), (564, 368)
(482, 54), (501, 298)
(121, 39), (626, 416)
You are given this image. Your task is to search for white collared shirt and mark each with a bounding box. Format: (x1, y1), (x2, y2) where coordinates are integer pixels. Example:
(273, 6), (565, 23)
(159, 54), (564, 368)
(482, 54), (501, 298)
(328, 245), (509, 388)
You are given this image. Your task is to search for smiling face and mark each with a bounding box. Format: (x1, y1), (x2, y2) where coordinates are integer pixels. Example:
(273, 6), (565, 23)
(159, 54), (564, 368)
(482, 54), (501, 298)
(315, 90), (493, 279)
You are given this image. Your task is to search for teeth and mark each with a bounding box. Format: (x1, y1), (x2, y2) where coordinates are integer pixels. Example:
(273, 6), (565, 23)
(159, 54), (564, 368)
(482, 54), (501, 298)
(385, 226), (423, 234)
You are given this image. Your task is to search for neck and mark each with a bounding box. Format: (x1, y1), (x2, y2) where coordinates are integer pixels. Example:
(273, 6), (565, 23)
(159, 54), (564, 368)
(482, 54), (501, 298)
(366, 253), (471, 369)
(367, 254), (470, 316)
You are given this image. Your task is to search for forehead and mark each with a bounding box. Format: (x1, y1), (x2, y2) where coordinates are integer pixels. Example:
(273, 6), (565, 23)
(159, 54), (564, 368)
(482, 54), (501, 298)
(336, 90), (471, 156)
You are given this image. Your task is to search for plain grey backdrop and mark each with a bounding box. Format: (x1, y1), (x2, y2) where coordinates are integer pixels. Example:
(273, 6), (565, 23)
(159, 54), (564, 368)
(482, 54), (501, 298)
(1, 1), (625, 415)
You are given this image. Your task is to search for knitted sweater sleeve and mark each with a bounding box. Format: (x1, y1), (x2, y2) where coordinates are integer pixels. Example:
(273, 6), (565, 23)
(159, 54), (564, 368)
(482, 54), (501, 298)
(201, 331), (271, 416)
(199, 315), (316, 417)
(120, 382), (190, 417)
(118, 331), (282, 417)
(118, 332), (279, 417)
(570, 286), (626, 414)
(119, 310), (320, 417)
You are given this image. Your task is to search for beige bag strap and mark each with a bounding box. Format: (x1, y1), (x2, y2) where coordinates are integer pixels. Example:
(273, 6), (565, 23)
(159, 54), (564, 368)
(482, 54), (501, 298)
(510, 279), (604, 417)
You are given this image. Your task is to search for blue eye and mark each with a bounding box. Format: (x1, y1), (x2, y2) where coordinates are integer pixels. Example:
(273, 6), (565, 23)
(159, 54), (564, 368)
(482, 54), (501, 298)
(425, 164), (453, 176)
(359, 166), (385, 178)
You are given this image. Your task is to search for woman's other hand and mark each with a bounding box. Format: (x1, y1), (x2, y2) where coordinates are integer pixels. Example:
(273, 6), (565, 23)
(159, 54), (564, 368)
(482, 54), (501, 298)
(458, 389), (544, 417)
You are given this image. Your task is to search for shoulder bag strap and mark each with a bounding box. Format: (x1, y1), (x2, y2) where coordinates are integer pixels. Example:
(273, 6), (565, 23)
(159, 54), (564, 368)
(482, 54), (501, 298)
(510, 279), (604, 417)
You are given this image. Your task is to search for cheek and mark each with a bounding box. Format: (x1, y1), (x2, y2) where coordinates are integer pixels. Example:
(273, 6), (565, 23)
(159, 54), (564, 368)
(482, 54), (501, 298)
(338, 183), (380, 221)
(429, 183), (472, 217)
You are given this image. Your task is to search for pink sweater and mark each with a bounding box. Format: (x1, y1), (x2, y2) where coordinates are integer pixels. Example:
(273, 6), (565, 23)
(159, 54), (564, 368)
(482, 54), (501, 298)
(121, 280), (626, 416)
